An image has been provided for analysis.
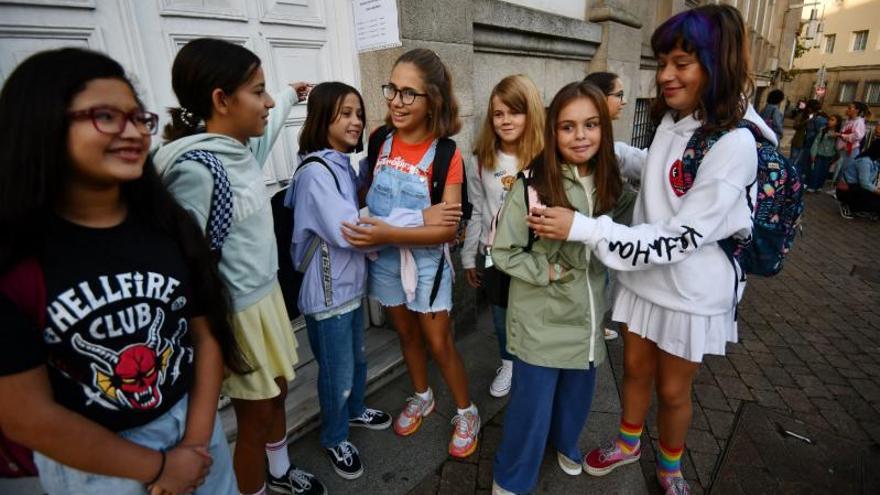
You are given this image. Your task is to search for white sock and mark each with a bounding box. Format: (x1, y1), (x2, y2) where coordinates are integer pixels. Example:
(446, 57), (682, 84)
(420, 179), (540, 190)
(265, 437), (290, 479)
(242, 483), (267, 495)
(415, 387), (433, 402)
(457, 403), (477, 416)
(501, 359), (513, 368)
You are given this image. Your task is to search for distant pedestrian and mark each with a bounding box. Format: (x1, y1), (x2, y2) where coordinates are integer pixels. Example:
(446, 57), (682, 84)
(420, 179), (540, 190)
(760, 89), (785, 141)
(830, 101), (868, 185)
(798, 100), (826, 179)
(790, 99), (821, 166)
(805, 114), (841, 192)
(836, 125), (880, 219)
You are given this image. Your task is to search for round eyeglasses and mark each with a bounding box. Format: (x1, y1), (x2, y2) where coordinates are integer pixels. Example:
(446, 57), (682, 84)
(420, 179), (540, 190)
(68, 106), (160, 136)
(382, 84), (427, 105)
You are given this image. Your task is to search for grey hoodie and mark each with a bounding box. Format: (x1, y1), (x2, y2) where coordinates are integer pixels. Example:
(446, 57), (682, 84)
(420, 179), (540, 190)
(153, 88), (297, 312)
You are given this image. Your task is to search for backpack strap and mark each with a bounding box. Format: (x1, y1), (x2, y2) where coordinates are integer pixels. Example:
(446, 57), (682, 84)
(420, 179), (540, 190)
(518, 172), (536, 253)
(294, 155), (341, 196)
(367, 125), (393, 177)
(426, 138), (461, 309)
(292, 155), (341, 275)
(431, 138), (456, 204)
(175, 150), (233, 254)
(292, 155), (343, 308)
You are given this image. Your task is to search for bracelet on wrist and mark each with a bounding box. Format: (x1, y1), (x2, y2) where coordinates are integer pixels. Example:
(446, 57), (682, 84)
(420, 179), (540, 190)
(145, 450), (166, 486)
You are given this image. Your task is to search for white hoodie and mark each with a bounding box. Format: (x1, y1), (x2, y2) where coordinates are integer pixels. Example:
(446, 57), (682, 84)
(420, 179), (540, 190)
(568, 105), (776, 316)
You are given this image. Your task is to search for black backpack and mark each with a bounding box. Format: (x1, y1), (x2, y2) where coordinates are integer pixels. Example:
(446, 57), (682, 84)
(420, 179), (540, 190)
(366, 126), (473, 306)
(483, 172), (537, 309)
(271, 156), (341, 319)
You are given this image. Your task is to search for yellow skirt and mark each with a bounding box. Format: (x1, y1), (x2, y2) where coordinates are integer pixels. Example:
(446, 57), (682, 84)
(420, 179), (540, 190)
(222, 283), (299, 400)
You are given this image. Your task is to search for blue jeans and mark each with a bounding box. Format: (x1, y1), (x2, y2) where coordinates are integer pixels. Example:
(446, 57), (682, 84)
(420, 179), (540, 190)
(493, 359), (598, 494)
(305, 305), (367, 448)
(832, 148), (859, 184)
(34, 397), (236, 495)
(807, 155), (835, 190)
(492, 305), (513, 361)
(789, 146), (803, 167)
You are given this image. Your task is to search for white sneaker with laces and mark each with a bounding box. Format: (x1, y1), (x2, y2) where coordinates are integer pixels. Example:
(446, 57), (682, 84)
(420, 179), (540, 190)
(557, 451), (583, 476)
(492, 480), (516, 495)
(489, 359), (513, 398)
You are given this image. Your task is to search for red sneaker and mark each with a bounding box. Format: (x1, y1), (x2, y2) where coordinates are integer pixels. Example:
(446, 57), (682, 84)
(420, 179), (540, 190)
(583, 440), (641, 476)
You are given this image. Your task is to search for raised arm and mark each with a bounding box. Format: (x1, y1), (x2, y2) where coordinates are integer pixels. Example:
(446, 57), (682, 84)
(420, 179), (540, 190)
(614, 141), (648, 181)
(531, 129), (757, 272)
(250, 84), (309, 165)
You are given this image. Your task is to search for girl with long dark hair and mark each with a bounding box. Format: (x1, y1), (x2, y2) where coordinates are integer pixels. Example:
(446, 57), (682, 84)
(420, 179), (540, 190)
(0, 47), (244, 494)
(153, 38), (323, 495)
(490, 80), (633, 494)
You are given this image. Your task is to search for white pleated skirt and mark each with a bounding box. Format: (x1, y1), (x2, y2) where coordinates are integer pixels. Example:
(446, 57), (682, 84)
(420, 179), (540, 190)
(611, 285), (738, 363)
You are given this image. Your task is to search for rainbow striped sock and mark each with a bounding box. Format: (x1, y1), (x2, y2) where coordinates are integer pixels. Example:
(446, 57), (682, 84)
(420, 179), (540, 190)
(657, 441), (683, 479)
(615, 420), (643, 454)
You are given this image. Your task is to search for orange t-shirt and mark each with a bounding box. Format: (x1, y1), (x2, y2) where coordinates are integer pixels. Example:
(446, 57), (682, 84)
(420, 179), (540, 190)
(387, 135), (464, 187)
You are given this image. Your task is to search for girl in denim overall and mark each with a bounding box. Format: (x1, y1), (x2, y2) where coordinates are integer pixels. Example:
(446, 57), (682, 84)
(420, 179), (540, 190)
(342, 48), (480, 459)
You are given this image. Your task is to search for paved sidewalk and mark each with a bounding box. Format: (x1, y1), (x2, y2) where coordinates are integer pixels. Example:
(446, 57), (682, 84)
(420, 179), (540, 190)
(606, 192), (880, 494)
(288, 309), (649, 494)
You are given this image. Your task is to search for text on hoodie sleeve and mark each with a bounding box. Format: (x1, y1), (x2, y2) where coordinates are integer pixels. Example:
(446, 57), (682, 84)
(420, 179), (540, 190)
(568, 128), (757, 271)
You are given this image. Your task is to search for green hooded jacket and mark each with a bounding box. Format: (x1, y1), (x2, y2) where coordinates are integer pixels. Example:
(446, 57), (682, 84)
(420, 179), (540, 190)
(492, 164), (635, 369)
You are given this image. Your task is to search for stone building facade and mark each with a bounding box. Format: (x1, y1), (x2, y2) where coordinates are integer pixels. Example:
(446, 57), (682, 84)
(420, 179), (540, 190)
(782, 0), (880, 119)
(357, 0), (802, 162)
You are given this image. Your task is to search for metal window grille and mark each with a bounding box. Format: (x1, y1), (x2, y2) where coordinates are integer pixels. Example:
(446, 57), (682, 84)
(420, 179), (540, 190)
(864, 81), (880, 105)
(631, 98), (656, 149)
(824, 34), (835, 54)
(852, 30), (868, 51)
(838, 82), (857, 103)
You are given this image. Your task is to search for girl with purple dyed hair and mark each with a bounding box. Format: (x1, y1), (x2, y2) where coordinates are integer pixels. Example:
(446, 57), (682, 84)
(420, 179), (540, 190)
(526, 5), (778, 494)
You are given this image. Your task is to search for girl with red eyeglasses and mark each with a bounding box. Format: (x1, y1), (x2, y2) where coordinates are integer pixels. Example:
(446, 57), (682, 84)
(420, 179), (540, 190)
(0, 48), (244, 494)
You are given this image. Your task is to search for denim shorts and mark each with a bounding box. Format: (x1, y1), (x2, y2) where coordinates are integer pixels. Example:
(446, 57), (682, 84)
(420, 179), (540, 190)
(34, 397), (236, 495)
(369, 246), (453, 313)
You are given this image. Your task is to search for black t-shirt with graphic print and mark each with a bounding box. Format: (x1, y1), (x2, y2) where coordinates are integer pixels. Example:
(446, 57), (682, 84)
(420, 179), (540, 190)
(0, 215), (201, 432)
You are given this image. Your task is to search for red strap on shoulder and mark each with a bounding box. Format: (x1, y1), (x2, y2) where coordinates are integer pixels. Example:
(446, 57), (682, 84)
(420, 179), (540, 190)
(0, 257), (47, 328)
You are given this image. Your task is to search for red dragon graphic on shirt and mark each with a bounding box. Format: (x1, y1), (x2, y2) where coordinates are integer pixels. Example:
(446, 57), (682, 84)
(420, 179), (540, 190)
(70, 308), (186, 411)
(668, 158), (695, 197)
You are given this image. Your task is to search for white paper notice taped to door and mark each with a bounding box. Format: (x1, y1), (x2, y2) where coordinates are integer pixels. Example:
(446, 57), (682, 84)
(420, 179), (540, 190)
(353, 0), (402, 53)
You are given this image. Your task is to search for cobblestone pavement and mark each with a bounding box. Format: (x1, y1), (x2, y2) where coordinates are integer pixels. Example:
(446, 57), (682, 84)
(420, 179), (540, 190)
(605, 191), (880, 494)
(417, 190), (879, 495)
